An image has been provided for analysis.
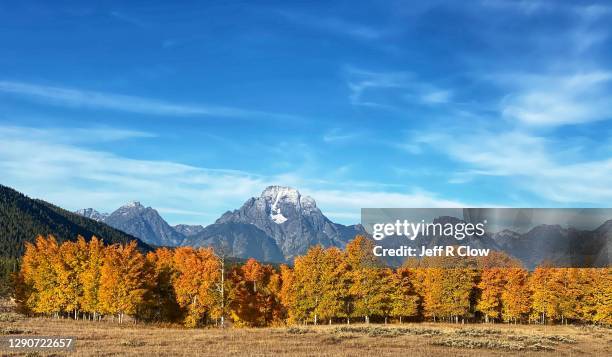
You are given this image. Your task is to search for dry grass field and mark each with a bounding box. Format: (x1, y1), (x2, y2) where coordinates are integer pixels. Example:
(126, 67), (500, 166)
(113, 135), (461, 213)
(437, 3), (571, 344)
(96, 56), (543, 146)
(0, 302), (610, 356)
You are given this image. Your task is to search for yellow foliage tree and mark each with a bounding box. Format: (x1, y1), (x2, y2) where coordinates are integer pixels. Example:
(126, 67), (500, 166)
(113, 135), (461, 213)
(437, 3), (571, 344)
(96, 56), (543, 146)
(591, 268), (612, 325)
(529, 267), (557, 324)
(99, 241), (149, 323)
(279, 264), (297, 323)
(56, 236), (88, 319)
(501, 267), (531, 323)
(20, 235), (62, 316)
(80, 236), (104, 320)
(477, 268), (506, 323)
(390, 267), (419, 323)
(315, 247), (349, 325)
(290, 245), (325, 324)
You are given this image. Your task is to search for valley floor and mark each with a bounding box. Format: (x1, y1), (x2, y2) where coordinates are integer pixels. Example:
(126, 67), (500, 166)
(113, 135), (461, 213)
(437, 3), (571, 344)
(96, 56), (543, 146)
(1, 314), (611, 356)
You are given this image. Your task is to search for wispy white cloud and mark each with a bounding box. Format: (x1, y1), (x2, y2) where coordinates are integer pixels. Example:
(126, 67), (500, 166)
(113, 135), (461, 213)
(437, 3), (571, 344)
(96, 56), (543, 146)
(0, 130), (266, 224)
(569, 4), (611, 54)
(412, 127), (612, 204)
(480, 0), (612, 18)
(345, 67), (453, 109)
(303, 189), (466, 223)
(498, 71), (612, 126)
(479, 0), (554, 15)
(337, 2), (612, 206)
(479, 0), (611, 55)
(390, 1), (612, 202)
(346, 67), (411, 108)
(0, 81), (301, 121)
(0, 125), (156, 143)
(322, 128), (362, 143)
(0, 125), (468, 225)
(109, 11), (148, 28)
(307, 189), (465, 211)
(420, 90), (452, 105)
(278, 11), (386, 41)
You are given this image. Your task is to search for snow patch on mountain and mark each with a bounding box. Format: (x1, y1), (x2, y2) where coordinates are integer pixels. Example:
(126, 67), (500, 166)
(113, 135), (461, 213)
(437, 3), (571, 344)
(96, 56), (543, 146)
(269, 186), (288, 224)
(271, 212), (287, 224)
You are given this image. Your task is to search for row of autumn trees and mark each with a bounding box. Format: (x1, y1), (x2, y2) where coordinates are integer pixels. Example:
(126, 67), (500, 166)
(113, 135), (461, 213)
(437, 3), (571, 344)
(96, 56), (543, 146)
(14, 235), (612, 327)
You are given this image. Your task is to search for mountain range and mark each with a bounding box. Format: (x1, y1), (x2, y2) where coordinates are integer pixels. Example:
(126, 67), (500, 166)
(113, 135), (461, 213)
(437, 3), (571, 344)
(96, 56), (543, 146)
(492, 223), (610, 269)
(0, 183), (608, 268)
(75, 186), (366, 262)
(73, 186), (610, 268)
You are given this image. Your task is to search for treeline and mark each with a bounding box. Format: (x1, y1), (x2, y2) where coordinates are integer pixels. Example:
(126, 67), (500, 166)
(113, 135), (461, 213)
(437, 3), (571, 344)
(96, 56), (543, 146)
(0, 258), (18, 296)
(14, 235), (612, 327)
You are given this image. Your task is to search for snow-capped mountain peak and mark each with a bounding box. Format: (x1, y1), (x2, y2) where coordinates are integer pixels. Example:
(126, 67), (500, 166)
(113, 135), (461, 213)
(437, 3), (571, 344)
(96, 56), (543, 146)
(261, 185), (317, 215)
(212, 186), (364, 260)
(122, 201), (144, 209)
(74, 208), (108, 222)
(260, 186), (320, 224)
(113, 201), (147, 216)
(261, 186), (300, 203)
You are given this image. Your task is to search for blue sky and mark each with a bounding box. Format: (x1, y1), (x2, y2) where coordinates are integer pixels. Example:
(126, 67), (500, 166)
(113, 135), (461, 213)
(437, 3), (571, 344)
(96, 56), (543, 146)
(1, 0), (612, 225)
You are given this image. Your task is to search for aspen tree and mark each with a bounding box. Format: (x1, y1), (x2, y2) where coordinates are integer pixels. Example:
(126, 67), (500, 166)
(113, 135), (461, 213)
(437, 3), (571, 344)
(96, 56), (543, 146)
(80, 236), (104, 321)
(501, 268), (531, 323)
(99, 241), (148, 323)
(145, 248), (180, 322)
(242, 258), (264, 293)
(172, 247), (221, 327)
(390, 267), (419, 323)
(477, 268), (506, 323)
(316, 247), (347, 325)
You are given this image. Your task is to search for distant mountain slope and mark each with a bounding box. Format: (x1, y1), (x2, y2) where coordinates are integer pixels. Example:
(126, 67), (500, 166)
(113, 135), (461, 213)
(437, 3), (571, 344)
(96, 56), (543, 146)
(494, 223), (611, 268)
(103, 202), (185, 246)
(173, 224), (205, 237)
(187, 222), (284, 262)
(0, 184), (150, 259)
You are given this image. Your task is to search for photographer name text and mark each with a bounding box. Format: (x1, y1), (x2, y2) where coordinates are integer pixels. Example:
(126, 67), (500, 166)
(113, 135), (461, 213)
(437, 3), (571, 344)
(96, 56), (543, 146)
(373, 245), (490, 257)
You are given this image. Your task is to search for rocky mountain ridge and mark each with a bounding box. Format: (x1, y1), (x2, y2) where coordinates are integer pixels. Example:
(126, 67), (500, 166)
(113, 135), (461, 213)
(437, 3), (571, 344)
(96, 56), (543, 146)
(75, 187), (610, 267)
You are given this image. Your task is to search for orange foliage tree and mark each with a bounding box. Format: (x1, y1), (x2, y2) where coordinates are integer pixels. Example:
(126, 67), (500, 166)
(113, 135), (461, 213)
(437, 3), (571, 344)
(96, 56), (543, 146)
(98, 241), (149, 323)
(171, 247), (221, 327)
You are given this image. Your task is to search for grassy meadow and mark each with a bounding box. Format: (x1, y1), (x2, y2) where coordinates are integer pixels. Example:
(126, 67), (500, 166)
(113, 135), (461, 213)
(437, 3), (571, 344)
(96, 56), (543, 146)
(1, 300), (610, 357)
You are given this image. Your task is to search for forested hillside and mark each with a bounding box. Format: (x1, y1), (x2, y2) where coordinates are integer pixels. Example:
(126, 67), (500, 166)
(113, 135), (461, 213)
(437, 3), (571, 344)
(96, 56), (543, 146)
(0, 184), (150, 259)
